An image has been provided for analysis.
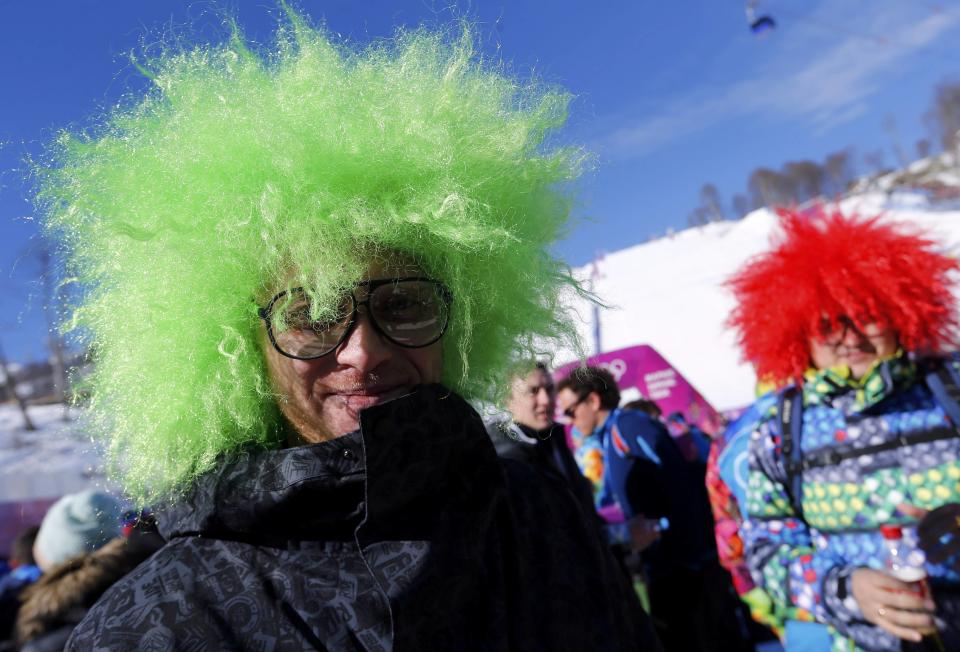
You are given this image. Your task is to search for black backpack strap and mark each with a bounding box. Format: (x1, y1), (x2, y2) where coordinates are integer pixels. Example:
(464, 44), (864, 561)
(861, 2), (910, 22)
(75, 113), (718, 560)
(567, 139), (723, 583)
(925, 359), (960, 429)
(777, 385), (805, 519)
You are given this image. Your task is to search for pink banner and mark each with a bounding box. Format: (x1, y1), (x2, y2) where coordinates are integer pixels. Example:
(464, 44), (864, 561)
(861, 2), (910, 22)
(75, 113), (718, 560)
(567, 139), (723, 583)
(556, 344), (722, 435)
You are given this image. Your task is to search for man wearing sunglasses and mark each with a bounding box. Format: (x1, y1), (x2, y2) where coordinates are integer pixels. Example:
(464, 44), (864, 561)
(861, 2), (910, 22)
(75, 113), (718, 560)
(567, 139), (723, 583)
(45, 14), (659, 652)
(556, 367), (748, 652)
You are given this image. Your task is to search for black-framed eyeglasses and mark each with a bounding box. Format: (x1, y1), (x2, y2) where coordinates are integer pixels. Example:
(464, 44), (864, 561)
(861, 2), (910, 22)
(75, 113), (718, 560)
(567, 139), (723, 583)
(258, 277), (452, 360)
(815, 315), (888, 349)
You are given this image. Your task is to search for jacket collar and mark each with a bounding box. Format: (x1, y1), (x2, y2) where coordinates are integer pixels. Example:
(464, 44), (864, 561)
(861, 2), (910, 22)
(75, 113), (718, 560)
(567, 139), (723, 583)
(803, 349), (916, 413)
(159, 384), (502, 544)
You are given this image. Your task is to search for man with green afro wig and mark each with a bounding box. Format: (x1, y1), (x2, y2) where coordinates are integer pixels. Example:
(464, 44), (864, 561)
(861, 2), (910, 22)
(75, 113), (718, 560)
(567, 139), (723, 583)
(44, 9), (660, 652)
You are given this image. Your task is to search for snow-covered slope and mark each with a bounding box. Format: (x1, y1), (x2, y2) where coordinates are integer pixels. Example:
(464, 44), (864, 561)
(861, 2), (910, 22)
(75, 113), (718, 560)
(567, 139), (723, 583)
(0, 403), (108, 502)
(566, 191), (960, 411)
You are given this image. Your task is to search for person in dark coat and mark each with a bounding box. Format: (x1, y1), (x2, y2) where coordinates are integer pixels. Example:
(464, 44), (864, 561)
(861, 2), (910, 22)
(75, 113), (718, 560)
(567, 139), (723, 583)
(486, 362), (594, 504)
(39, 9), (662, 652)
(16, 524), (163, 652)
(0, 526), (41, 650)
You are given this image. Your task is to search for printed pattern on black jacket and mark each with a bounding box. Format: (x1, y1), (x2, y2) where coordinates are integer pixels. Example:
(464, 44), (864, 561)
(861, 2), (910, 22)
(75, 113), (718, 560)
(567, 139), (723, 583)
(67, 385), (659, 651)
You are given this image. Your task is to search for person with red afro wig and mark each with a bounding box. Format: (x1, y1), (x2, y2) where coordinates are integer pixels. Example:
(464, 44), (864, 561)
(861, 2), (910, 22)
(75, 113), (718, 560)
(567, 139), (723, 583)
(729, 206), (960, 652)
(728, 206), (959, 385)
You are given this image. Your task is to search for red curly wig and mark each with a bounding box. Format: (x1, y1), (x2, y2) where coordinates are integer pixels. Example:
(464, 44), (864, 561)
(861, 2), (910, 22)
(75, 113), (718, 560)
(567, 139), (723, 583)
(727, 206), (959, 383)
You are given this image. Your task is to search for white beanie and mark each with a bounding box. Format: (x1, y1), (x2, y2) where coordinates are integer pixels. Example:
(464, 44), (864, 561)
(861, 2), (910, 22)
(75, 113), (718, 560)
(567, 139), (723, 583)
(34, 489), (123, 569)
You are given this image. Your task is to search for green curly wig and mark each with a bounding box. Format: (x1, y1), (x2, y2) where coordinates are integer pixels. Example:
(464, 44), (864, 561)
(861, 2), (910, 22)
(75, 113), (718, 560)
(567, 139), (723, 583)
(37, 10), (586, 500)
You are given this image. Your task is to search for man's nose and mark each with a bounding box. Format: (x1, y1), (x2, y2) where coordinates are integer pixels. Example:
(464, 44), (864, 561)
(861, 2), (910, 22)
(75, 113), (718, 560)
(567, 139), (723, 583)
(334, 308), (392, 371)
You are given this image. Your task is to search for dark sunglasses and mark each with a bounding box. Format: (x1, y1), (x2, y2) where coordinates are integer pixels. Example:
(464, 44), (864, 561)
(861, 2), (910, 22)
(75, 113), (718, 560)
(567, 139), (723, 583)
(563, 395), (587, 419)
(258, 277), (452, 360)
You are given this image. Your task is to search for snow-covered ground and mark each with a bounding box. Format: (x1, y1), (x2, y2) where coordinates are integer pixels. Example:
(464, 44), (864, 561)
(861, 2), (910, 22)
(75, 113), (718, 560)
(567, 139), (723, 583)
(0, 402), (109, 502)
(565, 191), (960, 411)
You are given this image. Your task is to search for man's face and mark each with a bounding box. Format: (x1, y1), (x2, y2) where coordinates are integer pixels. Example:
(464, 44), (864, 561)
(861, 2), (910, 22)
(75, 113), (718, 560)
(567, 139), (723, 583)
(809, 316), (898, 379)
(556, 387), (602, 436)
(262, 259), (444, 444)
(507, 368), (555, 431)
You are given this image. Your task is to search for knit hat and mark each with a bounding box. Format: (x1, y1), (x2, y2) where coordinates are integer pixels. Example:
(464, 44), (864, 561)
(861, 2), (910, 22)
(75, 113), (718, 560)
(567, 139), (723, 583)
(34, 490), (123, 569)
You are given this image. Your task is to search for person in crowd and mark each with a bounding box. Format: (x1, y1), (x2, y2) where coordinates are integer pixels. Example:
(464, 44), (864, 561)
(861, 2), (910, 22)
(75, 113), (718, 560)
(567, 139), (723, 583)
(40, 12), (659, 651)
(706, 389), (831, 650)
(557, 366), (751, 652)
(0, 526), (41, 649)
(16, 513), (164, 652)
(30, 491), (123, 576)
(665, 412), (711, 464)
(0, 491), (121, 651)
(486, 362), (596, 511)
(622, 398), (662, 420)
(730, 207), (960, 651)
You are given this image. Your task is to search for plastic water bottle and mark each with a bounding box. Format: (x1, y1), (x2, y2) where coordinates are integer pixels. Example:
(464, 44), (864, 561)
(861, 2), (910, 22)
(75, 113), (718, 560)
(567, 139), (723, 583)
(879, 524), (944, 652)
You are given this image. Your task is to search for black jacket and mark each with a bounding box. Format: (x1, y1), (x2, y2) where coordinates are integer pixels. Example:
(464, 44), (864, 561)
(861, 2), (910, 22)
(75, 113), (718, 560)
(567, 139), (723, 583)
(486, 420), (597, 518)
(67, 386), (659, 651)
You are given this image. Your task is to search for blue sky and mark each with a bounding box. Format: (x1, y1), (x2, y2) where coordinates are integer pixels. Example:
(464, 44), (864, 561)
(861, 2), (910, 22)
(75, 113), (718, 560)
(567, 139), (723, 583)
(2, 0), (960, 363)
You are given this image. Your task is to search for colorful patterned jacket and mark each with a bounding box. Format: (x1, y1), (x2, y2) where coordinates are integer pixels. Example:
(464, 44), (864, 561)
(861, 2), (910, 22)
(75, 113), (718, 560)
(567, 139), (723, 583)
(742, 353), (960, 652)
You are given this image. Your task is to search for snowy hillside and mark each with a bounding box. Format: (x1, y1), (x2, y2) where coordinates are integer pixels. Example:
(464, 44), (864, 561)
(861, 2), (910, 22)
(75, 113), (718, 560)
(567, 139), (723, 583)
(0, 403), (109, 502)
(566, 191), (960, 411)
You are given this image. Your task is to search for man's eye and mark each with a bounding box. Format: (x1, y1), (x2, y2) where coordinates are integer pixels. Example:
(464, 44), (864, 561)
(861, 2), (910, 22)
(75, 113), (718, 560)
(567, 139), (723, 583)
(284, 308), (343, 332)
(382, 294), (423, 316)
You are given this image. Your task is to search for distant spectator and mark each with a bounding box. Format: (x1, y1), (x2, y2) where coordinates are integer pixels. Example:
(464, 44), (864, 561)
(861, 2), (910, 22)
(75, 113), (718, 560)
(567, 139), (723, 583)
(16, 526), (163, 652)
(13, 495), (154, 652)
(623, 398), (662, 420)
(32, 490), (123, 572)
(486, 361), (596, 515)
(0, 526), (42, 649)
(665, 412), (711, 464)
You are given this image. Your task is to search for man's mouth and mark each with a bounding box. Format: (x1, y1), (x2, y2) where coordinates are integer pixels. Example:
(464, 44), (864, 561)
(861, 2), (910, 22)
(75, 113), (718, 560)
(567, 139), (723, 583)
(332, 385), (410, 413)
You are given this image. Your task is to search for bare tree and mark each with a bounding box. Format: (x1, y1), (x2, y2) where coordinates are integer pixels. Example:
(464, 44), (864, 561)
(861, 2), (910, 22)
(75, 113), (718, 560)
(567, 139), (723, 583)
(0, 340), (36, 432)
(925, 79), (960, 152)
(698, 183), (726, 221)
(882, 114), (910, 168)
(687, 206), (710, 227)
(731, 194), (750, 218)
(863, 149), (887, 175)
(783, 160), (825, 203)
(36, 247), (70, 419)
(748, 168), (796, 208)
(824, 149), (855, 197)
(916, 138), (932, 160)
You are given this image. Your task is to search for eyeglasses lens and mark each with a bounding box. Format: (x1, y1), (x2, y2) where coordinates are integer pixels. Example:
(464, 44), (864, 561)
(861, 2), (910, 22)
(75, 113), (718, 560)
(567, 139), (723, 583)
(369, 280), (449, 347)
(272, 292), (353, 358)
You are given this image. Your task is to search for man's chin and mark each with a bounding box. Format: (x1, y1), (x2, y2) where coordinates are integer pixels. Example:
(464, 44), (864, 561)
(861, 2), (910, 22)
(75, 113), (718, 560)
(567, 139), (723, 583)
(531, 417), (553, 431)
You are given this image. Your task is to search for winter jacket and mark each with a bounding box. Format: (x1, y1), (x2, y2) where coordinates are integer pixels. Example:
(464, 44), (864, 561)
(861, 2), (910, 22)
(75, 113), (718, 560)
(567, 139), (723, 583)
(67, 385), (659, 652)
(16, 534), (164, 652)
(708, 392), (832, 650)
(485, 420), (596, 515)
(742, 353), (960, 652)
(570, 408), (717, 578)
